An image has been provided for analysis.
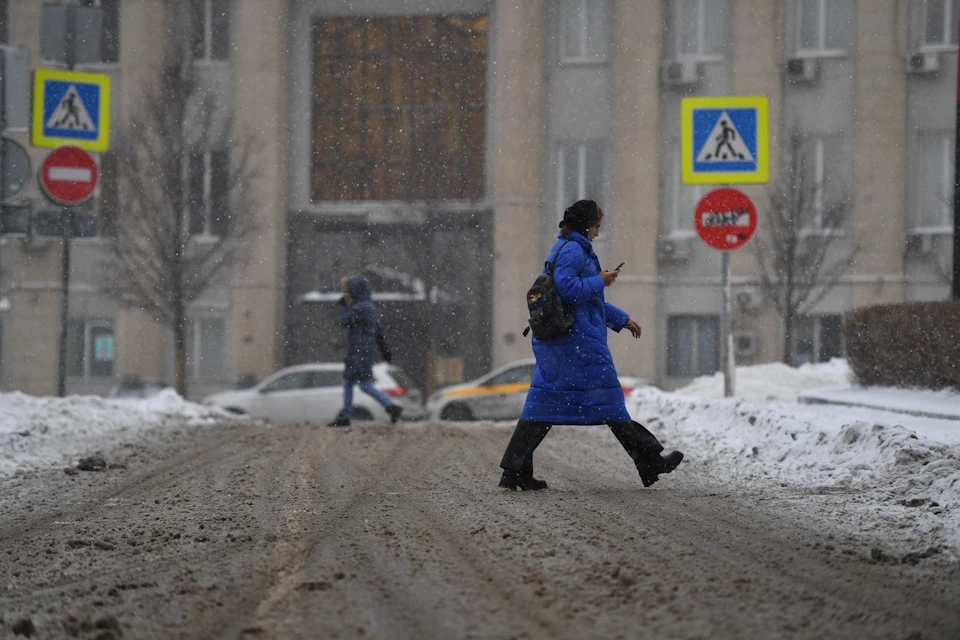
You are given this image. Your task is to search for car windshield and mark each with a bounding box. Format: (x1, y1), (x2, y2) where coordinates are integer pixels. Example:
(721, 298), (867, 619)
(486, 364), (535, 386)
(260, 371), (311, 392)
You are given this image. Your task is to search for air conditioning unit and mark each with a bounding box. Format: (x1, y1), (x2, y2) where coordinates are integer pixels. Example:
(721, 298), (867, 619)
(904, 232), (935, 256)
(656, 237), (692, 263)
(907, 51), (940, 75)
(661, 59), (701, 87)
(733, 330), (758, 359)
(785, 57), (820, 84)
(735, 287), (764, 312)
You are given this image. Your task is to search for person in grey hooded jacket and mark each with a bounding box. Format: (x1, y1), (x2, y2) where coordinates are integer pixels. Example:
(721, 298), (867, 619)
(328, 274), (403, 427)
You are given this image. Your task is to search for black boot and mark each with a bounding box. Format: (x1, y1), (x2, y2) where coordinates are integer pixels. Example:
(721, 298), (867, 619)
(387, 405), (403, 424)
(609, 421), (684, 488)
(635, 450), (684, 487)
(499, 421), (552, 490)
(328, 413), (351, 427)
(499, 469), (548, 491)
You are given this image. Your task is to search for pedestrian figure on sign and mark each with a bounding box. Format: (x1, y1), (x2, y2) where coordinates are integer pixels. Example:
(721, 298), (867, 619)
(328, 274), (403, 427)
(709, 119), (743, 161)
(498, 200), (684, 490)
(55, 92), (86, 130)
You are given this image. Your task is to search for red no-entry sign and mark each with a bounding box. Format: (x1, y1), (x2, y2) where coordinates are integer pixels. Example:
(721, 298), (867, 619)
(694, 187), (758, 251)
(39, 145), (98, 206)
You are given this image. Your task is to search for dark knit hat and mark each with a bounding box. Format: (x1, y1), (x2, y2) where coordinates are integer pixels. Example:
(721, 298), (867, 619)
(559, 199), (600, 235)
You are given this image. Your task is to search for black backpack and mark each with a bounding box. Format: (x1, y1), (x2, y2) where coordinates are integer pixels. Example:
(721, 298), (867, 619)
(523, 240), (575, 340)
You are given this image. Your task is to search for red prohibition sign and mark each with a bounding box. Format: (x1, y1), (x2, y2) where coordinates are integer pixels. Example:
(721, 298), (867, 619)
(39, 145), (99, 206)
(694, 187), (758, 251)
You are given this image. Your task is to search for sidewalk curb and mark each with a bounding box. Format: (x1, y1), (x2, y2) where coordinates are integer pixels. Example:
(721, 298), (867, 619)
(798, 394), (960, 422)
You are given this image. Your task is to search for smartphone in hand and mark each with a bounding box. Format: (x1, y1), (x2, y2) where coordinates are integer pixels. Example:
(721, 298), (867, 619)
(615, 261), (626, 271)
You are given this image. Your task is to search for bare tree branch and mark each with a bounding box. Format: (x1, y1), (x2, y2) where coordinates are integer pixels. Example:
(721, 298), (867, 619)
(102, 42), (261, 396)
(751, 135), (861, 364)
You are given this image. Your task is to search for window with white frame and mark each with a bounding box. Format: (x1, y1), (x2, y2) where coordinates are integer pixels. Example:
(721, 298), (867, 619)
(558, 141), (605, 216)
(912, 131), (955, 230)
(669, 142), (712, 234)
(667, 315), (720, 377)
(676, 0), (727, 59)
(560, 0), (611, 62)
(185, 317), (225, 380)
(797, 0), (851, 53)
(922, 0), (960, 49)
(795, 134), (846, 230)
(187, 150), (229, 236)
(79, 0), (120, 63)
(67, 319), (115, 378)
(793, 314), (843, 366)
(192, 0), (230, 61)
(0, 0), (8, 45)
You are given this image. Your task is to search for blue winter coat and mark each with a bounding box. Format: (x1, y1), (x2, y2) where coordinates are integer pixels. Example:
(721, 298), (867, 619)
(520, 232), (632, 424)
(337, 275), (385, 382)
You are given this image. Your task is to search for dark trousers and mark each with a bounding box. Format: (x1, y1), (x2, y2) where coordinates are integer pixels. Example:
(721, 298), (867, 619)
(500, 419), (664, 476)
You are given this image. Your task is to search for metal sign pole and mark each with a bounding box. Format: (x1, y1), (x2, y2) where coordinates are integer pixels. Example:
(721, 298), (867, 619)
(721, 251), (735, 397)
(56, 12), (78, 397)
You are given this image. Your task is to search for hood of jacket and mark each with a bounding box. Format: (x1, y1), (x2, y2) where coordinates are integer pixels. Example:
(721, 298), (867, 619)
(348, 274), (372, 301)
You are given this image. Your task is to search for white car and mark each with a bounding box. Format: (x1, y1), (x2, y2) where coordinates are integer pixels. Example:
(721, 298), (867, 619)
(203, 362), (425, 424)
(426, 358), (648, 421)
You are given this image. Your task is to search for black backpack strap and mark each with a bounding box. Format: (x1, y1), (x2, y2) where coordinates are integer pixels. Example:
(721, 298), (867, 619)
(546, 239), (572, 275)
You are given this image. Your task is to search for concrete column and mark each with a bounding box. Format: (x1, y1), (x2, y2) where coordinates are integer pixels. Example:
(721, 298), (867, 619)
(231, 0), (289, 380)
(606, 0), (662, 381)
(490, 0), (547, 367)
(852, 0), (907, 307)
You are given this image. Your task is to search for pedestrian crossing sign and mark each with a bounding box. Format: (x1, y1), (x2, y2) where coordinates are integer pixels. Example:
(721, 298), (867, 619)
(681, 96), (768, 185)
(32, 68), (111, 152)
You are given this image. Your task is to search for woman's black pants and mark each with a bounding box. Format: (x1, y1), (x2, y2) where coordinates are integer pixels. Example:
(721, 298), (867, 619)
(499, 420), (664, 476)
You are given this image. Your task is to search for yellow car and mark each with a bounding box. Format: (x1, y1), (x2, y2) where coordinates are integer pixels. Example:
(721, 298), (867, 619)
(426, 359), (646, 421)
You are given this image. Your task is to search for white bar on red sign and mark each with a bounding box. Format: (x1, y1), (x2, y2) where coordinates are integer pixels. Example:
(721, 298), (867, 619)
(48, 168), (92, 182)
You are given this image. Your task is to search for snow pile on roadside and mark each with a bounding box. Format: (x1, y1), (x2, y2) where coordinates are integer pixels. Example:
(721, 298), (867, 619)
(673, 358), (853, 403)
(626, 385), (960, 556)
(0, 389), (236, 476)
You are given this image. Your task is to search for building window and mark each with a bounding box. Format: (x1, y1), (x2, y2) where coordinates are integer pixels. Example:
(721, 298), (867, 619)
(794, 135), (846, 230)
(0, 0), (8, 45)
(191, 0), (230, 61)
(79, 0), (120, 63)
(922, 0), (960, 48)
(185, 317), (225, 380)
(676, 0), (726, 59)
(794, 314), (843, 365)
(797, 0), (850, 53)
(311, 15), (487, 202)
(558, 141), (605, 216)
(68, 319), (115, 378)
(187, 150), (229, 236)
(560, 0), (611, 62)
(667, 315), (720, 377)
(911, 131), (955, 231)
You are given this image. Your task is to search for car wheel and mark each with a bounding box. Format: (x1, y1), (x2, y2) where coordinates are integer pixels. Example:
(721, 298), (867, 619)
(352, 407), (374, 421)
(440, 404), (474, 421)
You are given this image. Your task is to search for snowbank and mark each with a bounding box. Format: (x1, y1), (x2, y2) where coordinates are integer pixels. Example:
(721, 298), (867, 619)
(673, 358), (853, 403)
(0, 389), (236, 476)
(627, 360), (960, 557)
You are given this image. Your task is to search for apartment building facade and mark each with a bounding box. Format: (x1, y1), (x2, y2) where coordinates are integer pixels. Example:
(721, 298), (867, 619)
(0, 0), (953, 398)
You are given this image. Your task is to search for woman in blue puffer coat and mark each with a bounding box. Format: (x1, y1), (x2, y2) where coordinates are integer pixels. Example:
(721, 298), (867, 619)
(328, 274), (403, 427)
(499, 200), (683, 490)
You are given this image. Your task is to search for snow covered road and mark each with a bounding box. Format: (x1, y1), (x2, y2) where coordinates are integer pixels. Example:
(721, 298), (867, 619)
(1, 419), (958, 639)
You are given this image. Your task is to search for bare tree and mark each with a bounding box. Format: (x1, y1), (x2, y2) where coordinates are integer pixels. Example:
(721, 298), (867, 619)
(103, 50), (261, 396)
(752, 136), (861, 364)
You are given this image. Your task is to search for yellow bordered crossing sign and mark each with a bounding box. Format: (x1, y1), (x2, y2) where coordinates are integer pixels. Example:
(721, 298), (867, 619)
(681, 96), (768, 185)
(32, 68), (111, 152)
